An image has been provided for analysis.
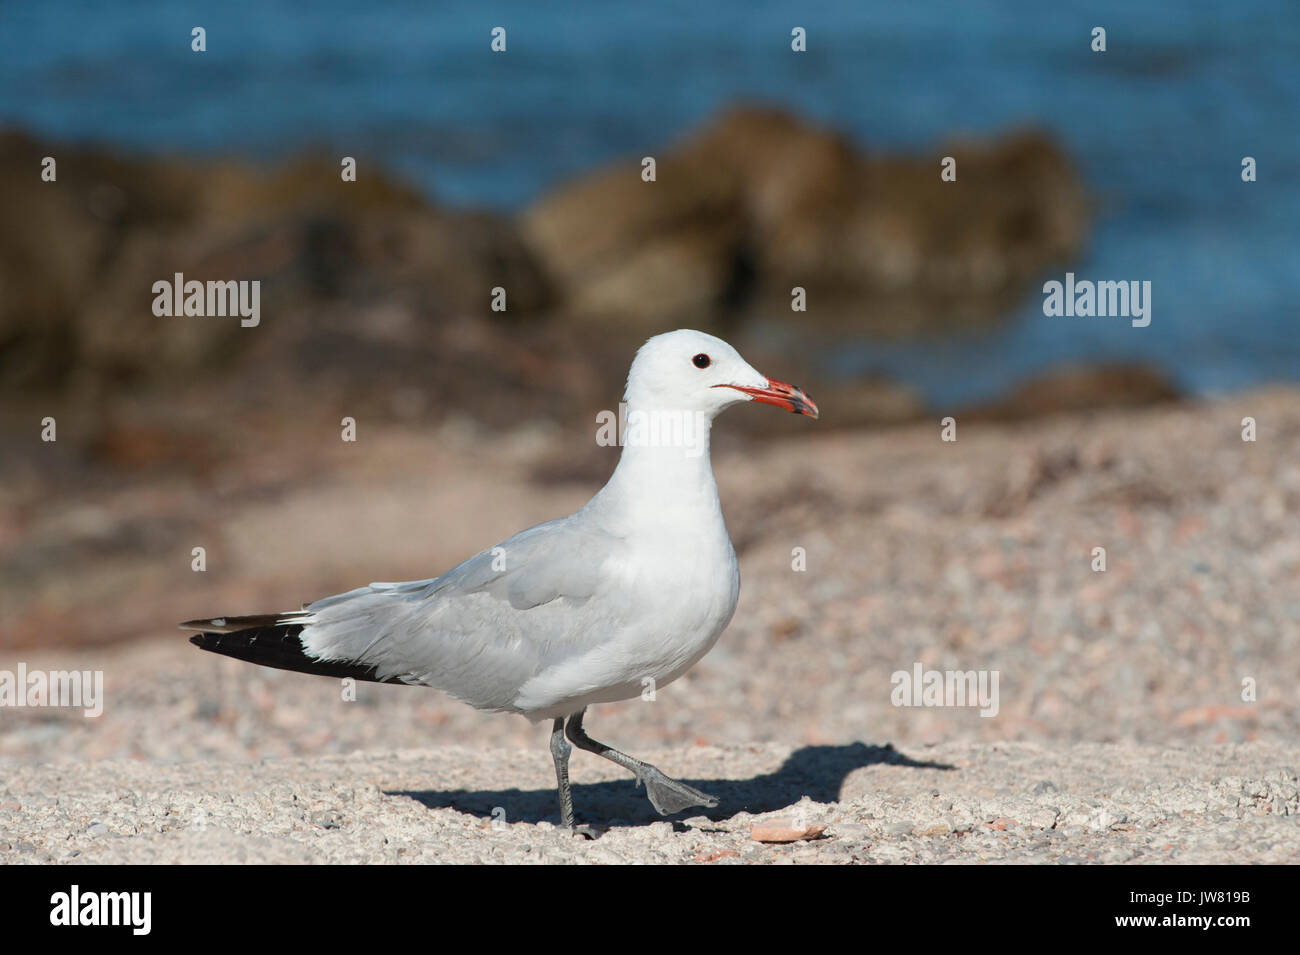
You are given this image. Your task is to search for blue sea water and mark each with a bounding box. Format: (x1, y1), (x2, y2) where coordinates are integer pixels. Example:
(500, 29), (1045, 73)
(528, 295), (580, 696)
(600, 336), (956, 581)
(2, 1), (1297, 403)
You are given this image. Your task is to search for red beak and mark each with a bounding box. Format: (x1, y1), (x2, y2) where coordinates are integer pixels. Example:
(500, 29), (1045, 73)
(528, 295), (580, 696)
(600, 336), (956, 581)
(715, 378), (819, 419)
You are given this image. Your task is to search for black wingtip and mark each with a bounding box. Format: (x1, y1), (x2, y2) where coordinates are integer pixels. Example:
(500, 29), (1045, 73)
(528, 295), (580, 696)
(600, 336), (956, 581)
(186, 622), (407, 686)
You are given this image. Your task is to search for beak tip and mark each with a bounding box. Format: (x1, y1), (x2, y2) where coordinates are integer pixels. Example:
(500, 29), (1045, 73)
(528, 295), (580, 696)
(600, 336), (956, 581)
(716, 378), (820, 420)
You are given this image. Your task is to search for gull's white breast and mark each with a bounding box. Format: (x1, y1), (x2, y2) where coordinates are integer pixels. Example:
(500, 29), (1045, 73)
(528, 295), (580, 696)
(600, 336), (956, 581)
(512, 519), (740, 719)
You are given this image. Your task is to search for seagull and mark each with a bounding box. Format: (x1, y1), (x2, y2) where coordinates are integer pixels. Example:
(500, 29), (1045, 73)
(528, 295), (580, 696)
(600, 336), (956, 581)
(184, 329), (818, 833)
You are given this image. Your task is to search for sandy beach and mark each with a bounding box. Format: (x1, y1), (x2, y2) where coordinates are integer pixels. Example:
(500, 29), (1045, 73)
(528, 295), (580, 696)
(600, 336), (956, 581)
(3, 387), (1297, 863)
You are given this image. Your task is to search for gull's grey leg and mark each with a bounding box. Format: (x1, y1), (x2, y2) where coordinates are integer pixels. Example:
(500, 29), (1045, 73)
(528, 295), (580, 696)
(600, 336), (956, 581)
(564, 708), (718, 816)
(549, 718), (575, 826)
(549, 717), (597, 838)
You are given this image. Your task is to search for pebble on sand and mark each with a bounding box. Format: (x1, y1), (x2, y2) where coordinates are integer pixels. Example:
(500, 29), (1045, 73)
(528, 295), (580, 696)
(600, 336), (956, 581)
(750, 819), (828, 843)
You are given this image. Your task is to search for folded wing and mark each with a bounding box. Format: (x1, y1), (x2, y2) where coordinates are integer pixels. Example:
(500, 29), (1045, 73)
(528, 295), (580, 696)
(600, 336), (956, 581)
(296, 517), (629, 712)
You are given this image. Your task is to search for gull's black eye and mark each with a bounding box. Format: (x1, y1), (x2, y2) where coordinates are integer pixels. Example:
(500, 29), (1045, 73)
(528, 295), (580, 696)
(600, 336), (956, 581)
(693, 353), (711, 369)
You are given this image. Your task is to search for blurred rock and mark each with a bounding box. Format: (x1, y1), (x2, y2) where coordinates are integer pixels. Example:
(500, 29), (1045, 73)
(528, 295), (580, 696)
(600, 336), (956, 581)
(0, 131), (552, 398)
(0, 109), (1099, 449)
(522, 104), (1088, 330)
(962, 364), (1181, 421)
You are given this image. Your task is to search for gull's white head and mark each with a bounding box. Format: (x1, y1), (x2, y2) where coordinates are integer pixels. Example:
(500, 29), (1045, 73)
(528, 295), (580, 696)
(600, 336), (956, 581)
(624, 329), (819, 421)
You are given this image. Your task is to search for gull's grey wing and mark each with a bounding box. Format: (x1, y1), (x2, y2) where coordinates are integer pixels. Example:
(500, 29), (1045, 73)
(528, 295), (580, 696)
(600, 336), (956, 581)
(297, 517), (631, 712)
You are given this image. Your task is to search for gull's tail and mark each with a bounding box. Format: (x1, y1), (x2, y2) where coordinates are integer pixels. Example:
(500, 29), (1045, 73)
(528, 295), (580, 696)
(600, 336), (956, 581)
(182, 614), (404, 684)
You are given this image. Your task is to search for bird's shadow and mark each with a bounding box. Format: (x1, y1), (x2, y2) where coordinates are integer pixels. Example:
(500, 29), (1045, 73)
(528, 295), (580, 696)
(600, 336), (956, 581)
(389, 742), (954, 829)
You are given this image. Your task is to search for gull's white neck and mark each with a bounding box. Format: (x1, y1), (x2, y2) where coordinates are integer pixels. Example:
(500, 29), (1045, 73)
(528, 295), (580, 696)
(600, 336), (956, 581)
(587, 404), (724, 532)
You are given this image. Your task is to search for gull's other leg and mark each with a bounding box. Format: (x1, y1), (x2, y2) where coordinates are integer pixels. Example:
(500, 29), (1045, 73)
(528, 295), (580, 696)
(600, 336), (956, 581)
(549, 717), (597, 838)
(564, 708), (718, 816)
